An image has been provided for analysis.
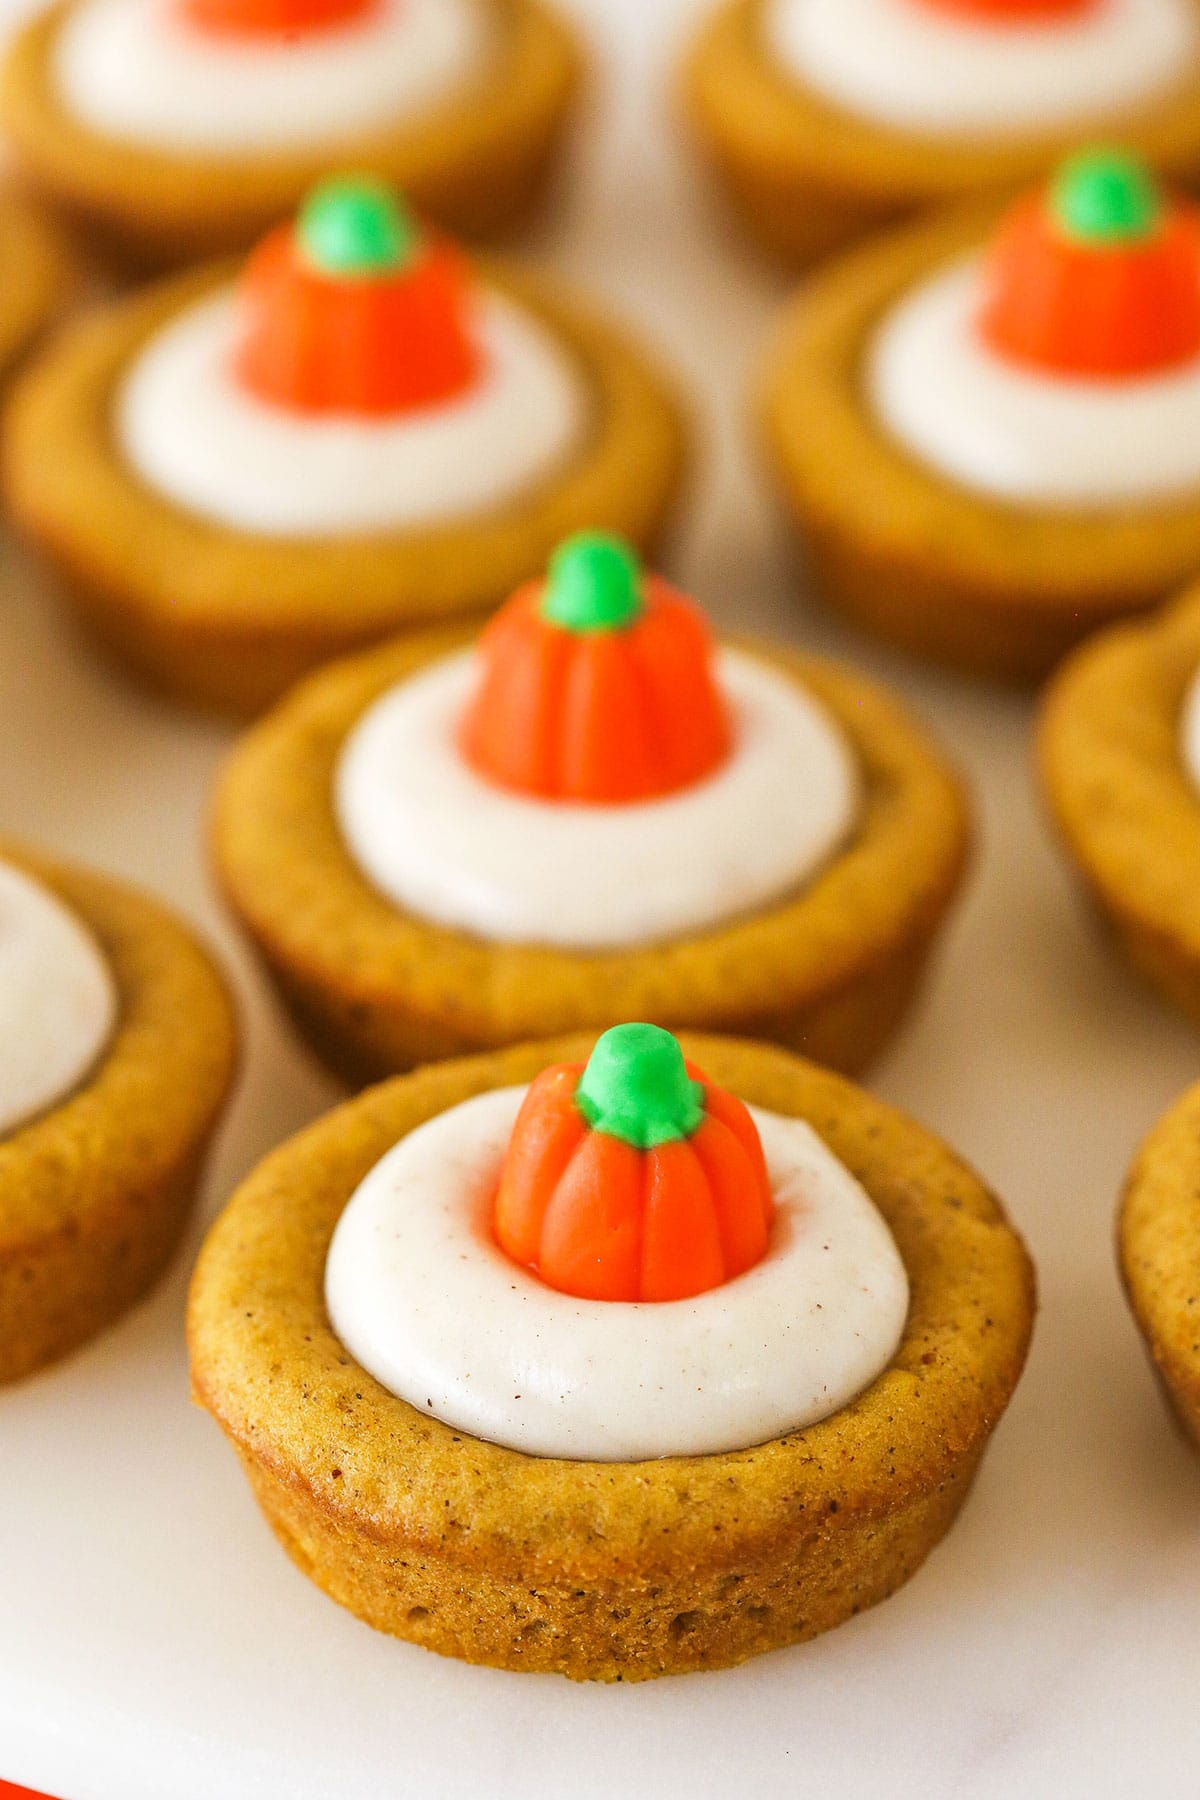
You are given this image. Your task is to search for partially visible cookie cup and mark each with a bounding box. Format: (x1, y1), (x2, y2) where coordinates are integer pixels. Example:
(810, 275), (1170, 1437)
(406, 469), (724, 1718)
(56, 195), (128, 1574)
(681, 0), (1200, 268)
(760, 204), (1200, 680)
(0, 0), (581, 273)
(1120, 1080), (1200, 1445)
(1039, 593), (1200, 1023)
(1, 259), (686, 717)
(187, 1030), (1035, 1681)
(0, 187), (79, 386)
(210, 627), (970, 1083)
(0, 842), (238, 1385)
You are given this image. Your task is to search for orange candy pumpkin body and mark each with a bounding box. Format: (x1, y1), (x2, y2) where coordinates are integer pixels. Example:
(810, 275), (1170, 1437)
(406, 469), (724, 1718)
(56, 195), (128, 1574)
(493, 1058), (774, 1304)
(236, 225), (480, 417)
(180, 0), (377, 39)
(459, 578), (731, 805)
(916, 0), (1091, 20)
(980, 195), (1200, 380)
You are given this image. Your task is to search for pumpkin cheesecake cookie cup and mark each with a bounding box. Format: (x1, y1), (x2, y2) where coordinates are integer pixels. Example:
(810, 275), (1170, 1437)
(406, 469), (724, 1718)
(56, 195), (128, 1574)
(212, 534), (970, 1083)
(2, 178), (685, 717)
(0, 839), (237, 1385)
(682, 0), (1200, 267)
(1, 0), (580, 272)
(188, 1022), (1035, 1680)
(1120, 1079), (1200, 1447)
(762, 151), (1200, 679)
(1038, 585), (1200, 1022)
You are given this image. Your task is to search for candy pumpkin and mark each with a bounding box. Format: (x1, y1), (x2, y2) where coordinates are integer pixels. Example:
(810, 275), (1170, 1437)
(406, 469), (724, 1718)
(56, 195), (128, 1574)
(493, 1023), (774, 1303)
(182, 0), (376, 37)
(979, 150), (1200, 379)
(459, 535), (731, 804)
(235, 176), (479, 417)
(916, 0), (1091, 19)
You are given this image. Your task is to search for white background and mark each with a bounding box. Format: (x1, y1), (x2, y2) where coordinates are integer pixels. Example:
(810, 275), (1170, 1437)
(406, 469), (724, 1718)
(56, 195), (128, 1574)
(2, 2), (1200, 1793)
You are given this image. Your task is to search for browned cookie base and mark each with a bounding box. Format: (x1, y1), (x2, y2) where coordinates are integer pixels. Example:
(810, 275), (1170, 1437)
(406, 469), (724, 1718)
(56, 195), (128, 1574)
(0, 842), (237, 1384)
(3, 260), (686, 716)
(1, 0), (581, 273)
(1039, 592), (1200, 1024)
(681, 0), (1200, 268)
(188, 1032), (1035, 1680)
(0, 186), (78, 384)
(212, 629), (969, 1081)
(761, 204), (1200, 679)
(1121, 1079), (1200, 1446)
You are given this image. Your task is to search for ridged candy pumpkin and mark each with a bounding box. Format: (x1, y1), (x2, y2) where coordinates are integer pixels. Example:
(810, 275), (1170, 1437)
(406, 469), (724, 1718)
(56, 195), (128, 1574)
(493, 1024), (775, 1303)
(980, 151), (1200, 380)
(916, 0), (1090, 19)
(182, 0), (375, 34)
(459, 535), (731, 804)
(235, 177), (479, 417)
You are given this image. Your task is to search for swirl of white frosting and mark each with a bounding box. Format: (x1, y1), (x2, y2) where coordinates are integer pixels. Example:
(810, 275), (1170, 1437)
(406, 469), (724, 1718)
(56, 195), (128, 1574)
(324, 1085), (910, 1461)
(868, 253), (1200, 506)
(764, 0), (1198, 137)
(53, 0), (490, 154)
(0, 862), (117, 1140)
(1179, 666), (1200, 794)
(116, 287), (587, 537)
(333, 647), (861, 950)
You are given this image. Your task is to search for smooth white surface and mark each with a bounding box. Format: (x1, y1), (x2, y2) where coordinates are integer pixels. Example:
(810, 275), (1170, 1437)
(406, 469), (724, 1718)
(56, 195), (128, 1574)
(0, 859), (116, 1137)
(335, 647), (859, 947)
(764, 0), (1197, 135)
(3, 0), (1200, 1795)
(118, 287), (586, 536)
(869, 252), (1200, 505)
(54, 0), (488, 152)
(326, 1088), (908, 1459)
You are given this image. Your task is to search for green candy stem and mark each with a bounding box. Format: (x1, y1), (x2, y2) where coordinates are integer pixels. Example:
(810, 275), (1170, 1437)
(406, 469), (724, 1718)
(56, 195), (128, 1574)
(297, 176), (420, 279)
(540, 533), (644, 633)
(575, 1024), (705, 1150)
(1050, 149), (1161, 246)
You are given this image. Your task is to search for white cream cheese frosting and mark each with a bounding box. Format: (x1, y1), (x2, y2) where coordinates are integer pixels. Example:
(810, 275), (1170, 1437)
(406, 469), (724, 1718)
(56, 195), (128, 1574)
(54, 0), (490, 154)
(0, 861), (117, 1140)
(116, 286), (587, 537)
(324, 1085), (910, 1461)
(868, 252), (1200, 507)
(1179, 665), (1200, 793)
(334, 647), (861, 950)
(764, 0), (1198, 137)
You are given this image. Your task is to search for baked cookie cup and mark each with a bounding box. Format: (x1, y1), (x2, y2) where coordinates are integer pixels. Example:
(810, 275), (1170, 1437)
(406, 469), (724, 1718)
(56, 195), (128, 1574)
(760, 199), (1200, 681)
(187, 1030), (1035, 1681)
(0, 841), (237, 1385)
(211, 623), (970, 1084)
(1, 258), (685, 718)
(1120, 1079), (1200, 1446)
(0, 0), (580, 274)
(0, 187), (78, 387)
(681, 0), (1200, 269)
(1038, 590), (1200, 1023)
